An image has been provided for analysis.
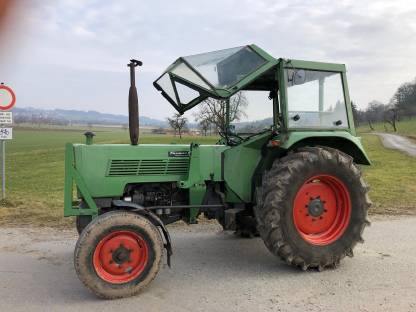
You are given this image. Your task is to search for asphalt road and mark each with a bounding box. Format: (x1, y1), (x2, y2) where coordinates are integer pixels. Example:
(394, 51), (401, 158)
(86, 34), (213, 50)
(0, 217), (415, 312)
(376, 132), (416, 157)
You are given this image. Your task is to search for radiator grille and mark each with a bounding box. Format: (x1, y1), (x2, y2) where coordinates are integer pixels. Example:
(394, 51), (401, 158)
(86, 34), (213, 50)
(107, 159), (189, 176)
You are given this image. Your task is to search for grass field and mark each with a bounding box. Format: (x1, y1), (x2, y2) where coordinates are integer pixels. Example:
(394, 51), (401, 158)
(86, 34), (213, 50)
(361, 134), (416, 214)
(358, 118), (416, 139)
(0, 127), (415, 228)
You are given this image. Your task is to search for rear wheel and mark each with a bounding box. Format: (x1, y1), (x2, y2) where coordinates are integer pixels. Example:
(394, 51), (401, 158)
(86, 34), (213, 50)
(74, 211), (163, 299)
(255, 147), (371, 270)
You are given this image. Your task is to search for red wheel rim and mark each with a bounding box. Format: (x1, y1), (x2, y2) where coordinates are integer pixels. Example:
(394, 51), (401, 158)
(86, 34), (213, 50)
(93, 230), (149, 284)
(293, 175), (351, 246)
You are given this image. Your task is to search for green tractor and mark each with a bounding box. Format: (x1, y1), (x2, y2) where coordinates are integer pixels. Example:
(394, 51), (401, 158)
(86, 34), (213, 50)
(65, 45), (371, 299)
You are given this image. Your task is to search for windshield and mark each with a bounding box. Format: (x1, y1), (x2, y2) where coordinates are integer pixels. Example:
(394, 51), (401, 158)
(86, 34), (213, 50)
(184, 46), (266, 89)
(286, 69), (348, 129)
(154, 44), (277, 114)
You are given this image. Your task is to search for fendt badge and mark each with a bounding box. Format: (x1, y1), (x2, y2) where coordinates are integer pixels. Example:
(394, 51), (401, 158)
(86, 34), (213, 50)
(168, 151), (190, 157)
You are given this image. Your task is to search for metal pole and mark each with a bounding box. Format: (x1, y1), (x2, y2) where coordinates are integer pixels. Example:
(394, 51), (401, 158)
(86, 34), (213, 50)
(319, 78), (324, 112)
(1, 140), (5, 200)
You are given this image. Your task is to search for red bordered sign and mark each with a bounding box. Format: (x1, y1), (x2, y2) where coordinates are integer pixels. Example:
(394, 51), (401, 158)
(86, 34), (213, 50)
(0, 85), (16, 111)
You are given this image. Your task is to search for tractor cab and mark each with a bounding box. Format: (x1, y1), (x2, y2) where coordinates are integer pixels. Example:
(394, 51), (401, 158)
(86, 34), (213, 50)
(154, 44), (360, 149)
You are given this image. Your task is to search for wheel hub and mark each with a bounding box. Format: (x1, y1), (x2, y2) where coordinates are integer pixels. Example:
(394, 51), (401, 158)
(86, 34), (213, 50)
(307, 198), (325, 217)
(112, 244), (132, 265)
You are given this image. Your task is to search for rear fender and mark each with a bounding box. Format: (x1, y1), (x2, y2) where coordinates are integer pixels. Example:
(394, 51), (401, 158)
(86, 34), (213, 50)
(280, 132), (371, 165)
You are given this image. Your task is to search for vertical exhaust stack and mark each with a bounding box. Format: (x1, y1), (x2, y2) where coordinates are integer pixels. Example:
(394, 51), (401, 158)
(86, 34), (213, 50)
(128, 59), (142, 145)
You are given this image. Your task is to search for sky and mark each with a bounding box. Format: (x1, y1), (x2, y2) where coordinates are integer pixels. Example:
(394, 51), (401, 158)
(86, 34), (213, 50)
(1, 0), (416, 121)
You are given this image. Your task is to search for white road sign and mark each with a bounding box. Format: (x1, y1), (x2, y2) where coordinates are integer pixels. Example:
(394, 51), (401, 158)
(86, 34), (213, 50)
(0, 112), (12, 124)
(0, 127), (12, 140)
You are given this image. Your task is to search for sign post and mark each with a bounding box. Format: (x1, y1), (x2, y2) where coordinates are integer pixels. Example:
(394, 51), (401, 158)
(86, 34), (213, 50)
(1, 141), (4, 199)
(0, 83), (16, 200)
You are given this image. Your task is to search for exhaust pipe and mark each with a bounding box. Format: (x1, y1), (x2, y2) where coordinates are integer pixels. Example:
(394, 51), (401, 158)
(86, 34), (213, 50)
(128, 59), (142, 145)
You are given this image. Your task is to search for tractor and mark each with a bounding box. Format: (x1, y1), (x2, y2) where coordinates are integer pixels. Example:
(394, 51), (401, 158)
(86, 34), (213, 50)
(65, 44), (372, 299)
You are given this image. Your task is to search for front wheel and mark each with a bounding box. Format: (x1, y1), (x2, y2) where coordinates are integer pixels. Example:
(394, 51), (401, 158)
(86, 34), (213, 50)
(255, 147), (371, 270)
(74, 211), (163, 299)
(75, 215), (92, 235)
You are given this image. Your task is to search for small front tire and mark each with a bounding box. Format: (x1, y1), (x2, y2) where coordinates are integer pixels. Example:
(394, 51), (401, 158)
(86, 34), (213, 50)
(74, 211), (163, 299)
(75, 216), (92, 235)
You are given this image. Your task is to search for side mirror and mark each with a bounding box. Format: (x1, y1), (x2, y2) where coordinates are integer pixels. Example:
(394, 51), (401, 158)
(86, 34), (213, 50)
(293, 69), (306, 85)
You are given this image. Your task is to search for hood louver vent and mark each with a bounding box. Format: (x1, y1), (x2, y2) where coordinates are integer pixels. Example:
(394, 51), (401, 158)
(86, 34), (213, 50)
(107, 159), (189, 177)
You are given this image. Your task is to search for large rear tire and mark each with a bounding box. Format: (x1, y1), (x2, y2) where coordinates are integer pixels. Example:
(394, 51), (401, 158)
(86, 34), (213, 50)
(74, 211), (163, 299)
(255, 147), (371, 270)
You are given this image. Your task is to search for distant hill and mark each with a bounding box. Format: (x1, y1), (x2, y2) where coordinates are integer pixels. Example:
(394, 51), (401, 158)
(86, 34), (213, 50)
(234, 117), (273, 131)
(11, 107), (168, 127)
(11, 107), (272, 131)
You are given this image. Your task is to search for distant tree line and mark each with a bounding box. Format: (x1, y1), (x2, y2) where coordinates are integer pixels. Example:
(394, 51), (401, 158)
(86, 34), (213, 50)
(13, 114), (70, 126)
(353, 78), (416, 131)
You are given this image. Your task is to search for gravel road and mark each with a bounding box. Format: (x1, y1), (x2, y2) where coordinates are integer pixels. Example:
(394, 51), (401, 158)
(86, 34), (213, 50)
(0, 217), (415, 312)
(375, 132), (416, 157)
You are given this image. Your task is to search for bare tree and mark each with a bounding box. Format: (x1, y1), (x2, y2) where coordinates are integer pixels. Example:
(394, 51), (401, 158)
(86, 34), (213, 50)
(198, 119), (210, 136)
(194, 92), (248, 133)
(391, 79), (416, 118)
(384, 106), (399, 132)
(365, 100), (386, 129)
(368, 119), (374, 131)
(351, 101), (361, 127)
(167, 113), (188, 139)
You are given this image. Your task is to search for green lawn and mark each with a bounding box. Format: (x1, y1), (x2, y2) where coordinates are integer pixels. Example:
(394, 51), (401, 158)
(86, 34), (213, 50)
(0, 127), (415, 228)
(357, 118), (416, 213)
(358, 118), (416, 139)
(360, 134), (416, 215)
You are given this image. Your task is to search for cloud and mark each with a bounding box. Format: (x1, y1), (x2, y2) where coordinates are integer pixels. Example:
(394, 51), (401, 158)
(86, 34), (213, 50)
(2, 0), (416, 117)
